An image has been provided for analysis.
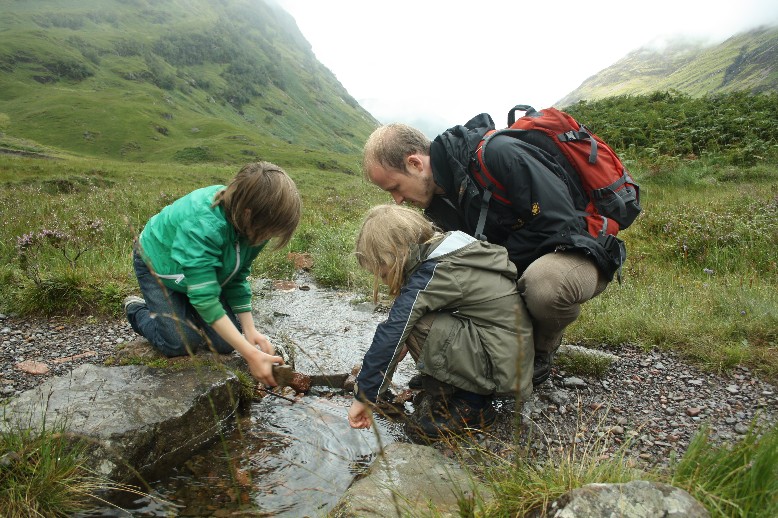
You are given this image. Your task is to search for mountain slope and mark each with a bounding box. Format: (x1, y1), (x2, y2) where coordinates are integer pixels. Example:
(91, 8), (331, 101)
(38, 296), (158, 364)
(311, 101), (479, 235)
(557, 27), (778, 107)
(0, 0), (378, 167)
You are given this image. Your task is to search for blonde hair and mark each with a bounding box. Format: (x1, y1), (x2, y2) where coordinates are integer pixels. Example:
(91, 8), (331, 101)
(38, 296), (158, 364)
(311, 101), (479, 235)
(362, 123), (431, 181)
(355, 204), (436, 298)
(213, 161), (301, 249)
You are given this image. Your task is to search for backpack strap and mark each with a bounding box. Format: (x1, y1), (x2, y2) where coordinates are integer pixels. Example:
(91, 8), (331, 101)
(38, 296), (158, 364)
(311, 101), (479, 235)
(472, 130), (511, 240)
(508, 104), (539, 124)
(474, 188), (492, 241)
(557, 124), (598, 164)
(591, 170), (635, 221)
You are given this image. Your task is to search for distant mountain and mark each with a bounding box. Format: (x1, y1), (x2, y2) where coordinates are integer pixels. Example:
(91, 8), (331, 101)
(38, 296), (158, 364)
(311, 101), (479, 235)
(0, 0), (378, 167)
(557, 27), (778, 108)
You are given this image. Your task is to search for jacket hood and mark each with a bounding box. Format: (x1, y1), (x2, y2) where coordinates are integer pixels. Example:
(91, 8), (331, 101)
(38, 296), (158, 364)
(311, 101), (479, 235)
(431, 113), (495, 195)
(407, 231), (517, 281)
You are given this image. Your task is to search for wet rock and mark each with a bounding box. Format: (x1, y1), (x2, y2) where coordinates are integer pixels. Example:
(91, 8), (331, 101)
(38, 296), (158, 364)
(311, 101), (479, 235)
(334, 443), (491, 517)
(1, 363), (242, 483)
(272, 280), (297, 292)
(551, 480), (709, 517)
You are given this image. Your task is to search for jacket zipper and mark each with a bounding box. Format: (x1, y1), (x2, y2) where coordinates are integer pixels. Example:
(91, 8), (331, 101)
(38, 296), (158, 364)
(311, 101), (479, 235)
(156, 273), (185, 284)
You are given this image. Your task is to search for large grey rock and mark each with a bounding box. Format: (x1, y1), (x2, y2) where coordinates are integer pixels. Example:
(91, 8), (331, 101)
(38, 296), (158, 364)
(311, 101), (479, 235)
(333, 443), (491, 517)
(1, 363), (243, 483)
(552, 480), (710, 517)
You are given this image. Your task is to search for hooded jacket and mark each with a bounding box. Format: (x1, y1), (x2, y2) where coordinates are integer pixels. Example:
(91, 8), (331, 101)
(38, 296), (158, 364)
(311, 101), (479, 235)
(138, 185), (267, 324)
(354, 231), (534, 403)
(425, 113), (621, 279)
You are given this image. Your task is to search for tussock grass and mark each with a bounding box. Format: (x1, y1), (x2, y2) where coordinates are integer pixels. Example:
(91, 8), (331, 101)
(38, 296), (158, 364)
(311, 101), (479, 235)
(0, 419), (144, 518)
(555, 350), (614, 379)
(670, 423), (778, 518)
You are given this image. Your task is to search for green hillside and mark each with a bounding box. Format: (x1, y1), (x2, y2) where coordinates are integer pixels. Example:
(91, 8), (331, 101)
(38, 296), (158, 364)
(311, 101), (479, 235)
(0, 0), (378, 169)
(557, 27), (778, 107)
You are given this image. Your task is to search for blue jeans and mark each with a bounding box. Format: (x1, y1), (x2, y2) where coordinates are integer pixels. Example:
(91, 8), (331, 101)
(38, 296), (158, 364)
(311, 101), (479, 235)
(127, 249), (240, 357)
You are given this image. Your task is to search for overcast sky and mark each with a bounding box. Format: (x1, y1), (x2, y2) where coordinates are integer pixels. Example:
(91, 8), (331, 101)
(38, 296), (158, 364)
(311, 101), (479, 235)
(276, 0), (778, 137)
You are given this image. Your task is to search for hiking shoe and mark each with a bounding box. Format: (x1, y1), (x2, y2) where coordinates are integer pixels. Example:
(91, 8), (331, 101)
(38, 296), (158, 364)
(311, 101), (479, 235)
(408, 373), (424, 390)
(406, 396), (497, 440)
(123, 295), (145, 313)
(532, 352), (553, 386)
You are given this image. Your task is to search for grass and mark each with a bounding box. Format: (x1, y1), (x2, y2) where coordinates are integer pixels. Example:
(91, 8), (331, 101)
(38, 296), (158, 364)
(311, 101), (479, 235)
(564, 159), (777, 382)
(555, 349), (614, 379)
(483, 446), (646, 516)
(0, 418), (142, 517)
(669, 423), (778, 518)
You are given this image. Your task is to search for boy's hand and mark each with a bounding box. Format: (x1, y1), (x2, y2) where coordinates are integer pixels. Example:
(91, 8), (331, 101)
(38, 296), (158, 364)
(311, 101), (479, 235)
(245, 328), (275, 355)
(248, 350), (284, 387)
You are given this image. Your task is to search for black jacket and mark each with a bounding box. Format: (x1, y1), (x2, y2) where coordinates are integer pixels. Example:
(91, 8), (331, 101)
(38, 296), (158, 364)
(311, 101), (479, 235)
(425, 113), (621, 279)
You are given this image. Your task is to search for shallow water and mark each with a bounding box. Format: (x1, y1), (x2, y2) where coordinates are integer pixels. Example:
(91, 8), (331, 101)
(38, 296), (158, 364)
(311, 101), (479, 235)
(256, 276), (415, 386)
(78, 277), (415, 516)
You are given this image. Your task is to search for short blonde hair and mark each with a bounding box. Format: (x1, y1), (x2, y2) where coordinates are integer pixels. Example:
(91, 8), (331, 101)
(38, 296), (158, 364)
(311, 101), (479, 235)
(213, 161), (301, 249)
(355, 204), (436, 298)
(362, 123), (430, 181)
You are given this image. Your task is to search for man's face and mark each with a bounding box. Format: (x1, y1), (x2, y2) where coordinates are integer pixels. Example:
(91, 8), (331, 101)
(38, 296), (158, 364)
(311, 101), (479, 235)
(367, 157), (437, 209)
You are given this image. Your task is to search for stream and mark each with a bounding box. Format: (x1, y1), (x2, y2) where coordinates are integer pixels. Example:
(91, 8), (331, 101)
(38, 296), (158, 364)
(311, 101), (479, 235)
(78, 276), (416, 517)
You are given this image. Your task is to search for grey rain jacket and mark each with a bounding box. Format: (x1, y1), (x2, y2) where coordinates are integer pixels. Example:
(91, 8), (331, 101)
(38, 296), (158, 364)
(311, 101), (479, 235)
(425, 113), (622, 280)
(354, 231), (534, 404)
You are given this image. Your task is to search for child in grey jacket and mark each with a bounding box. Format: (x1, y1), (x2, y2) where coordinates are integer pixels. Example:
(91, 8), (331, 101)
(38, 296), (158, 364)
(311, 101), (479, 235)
(348, 204), (533, 439)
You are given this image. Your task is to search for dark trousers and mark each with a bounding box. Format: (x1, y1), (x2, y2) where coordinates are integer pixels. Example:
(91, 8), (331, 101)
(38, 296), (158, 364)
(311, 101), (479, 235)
(127, 249), (240, 357)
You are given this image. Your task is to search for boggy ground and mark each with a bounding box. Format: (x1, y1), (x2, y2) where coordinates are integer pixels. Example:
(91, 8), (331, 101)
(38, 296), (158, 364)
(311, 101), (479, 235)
(1, 298), (777, 474)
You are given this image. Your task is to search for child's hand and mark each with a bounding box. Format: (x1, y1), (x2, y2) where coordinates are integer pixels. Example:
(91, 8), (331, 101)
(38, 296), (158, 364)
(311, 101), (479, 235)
(245, 328), (275, 355)
(247, 350), (284, 387)
(348, 400), (372, 429)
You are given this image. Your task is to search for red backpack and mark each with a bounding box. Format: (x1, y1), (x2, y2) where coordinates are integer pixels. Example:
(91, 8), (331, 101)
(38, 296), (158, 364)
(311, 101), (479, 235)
(472, 105), (641, 241)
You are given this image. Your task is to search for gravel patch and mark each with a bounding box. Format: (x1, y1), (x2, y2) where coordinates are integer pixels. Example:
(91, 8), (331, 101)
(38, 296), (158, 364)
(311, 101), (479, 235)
(465, 344), (777, 470)
(0, 313), (137, 398)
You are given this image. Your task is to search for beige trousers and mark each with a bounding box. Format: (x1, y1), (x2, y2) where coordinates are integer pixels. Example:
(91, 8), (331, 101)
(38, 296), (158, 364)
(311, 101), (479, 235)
(517, 251), (609, 356)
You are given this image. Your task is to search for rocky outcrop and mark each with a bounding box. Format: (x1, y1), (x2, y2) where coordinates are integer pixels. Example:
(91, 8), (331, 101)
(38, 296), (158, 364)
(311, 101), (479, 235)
(1, 362), (243, 483)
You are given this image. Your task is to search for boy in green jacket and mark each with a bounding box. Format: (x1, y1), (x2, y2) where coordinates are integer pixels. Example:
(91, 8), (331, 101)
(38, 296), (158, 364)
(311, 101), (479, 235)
(348, 205), (534, 439)
(123, 162), (301, 386)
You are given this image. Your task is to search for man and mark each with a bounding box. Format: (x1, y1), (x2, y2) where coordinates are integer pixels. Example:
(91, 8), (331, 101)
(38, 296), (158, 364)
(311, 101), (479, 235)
(362, 113), (624, 385)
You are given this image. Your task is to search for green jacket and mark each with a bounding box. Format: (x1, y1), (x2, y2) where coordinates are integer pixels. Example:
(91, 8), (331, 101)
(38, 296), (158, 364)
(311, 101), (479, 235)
(355, 231), (534, 402)
(138, 185), (266, 324)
